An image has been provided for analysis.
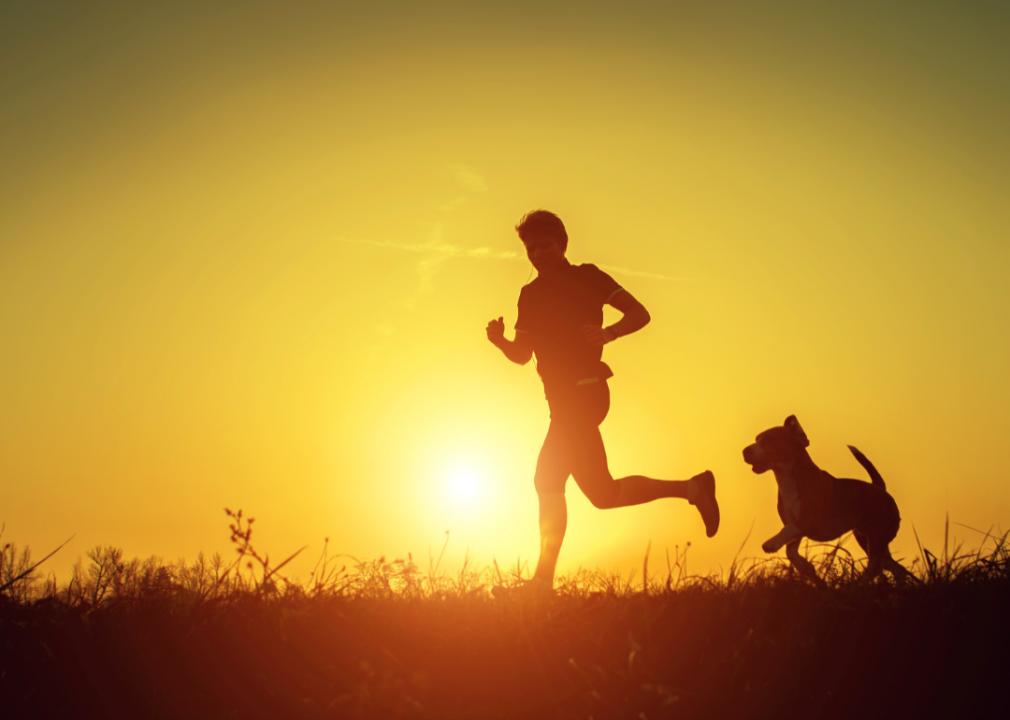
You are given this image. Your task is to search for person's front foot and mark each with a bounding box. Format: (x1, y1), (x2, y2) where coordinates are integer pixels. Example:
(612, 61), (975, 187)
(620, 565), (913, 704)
(690, 470), (720, 538)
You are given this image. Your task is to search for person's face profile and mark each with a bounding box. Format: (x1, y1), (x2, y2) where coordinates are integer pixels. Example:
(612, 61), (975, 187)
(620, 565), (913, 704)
(523, 233), (566, 273)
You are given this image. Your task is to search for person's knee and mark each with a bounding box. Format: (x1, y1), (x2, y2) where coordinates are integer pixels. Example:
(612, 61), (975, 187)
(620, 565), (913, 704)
(541, 534), (564, 551)
(534, 475), (562, 495)
(584, 482), (621, 510)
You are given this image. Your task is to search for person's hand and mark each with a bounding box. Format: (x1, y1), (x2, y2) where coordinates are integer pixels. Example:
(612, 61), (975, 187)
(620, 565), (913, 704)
(583, 324), (616, 347)
(486, 316), (506, 346)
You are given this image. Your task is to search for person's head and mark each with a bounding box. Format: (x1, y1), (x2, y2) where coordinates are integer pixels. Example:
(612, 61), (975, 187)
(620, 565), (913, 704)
(515, 209), (568, 273)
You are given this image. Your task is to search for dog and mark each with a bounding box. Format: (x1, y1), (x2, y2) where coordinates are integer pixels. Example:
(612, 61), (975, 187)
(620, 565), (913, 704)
(743, 415), (911, 585)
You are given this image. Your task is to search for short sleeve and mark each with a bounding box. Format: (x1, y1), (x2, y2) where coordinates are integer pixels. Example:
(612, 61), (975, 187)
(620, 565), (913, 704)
(514, 285), (532, 332)
(581, 264), (623, 304)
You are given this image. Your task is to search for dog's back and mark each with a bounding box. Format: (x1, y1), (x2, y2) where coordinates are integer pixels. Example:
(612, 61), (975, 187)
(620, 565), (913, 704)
(822, 477), (900, 545)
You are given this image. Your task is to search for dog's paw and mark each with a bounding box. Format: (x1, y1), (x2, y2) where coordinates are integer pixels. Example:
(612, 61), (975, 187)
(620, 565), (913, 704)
(762, 540), (779, 553)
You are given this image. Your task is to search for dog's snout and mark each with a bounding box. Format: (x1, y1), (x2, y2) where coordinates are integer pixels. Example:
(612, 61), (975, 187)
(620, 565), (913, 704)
(743, 444), (758, 464)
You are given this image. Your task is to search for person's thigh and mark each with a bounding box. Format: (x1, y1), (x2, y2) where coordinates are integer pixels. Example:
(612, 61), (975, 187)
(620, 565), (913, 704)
(569, 420), (620, 508)
(584, 381), (611, 426)
(535, 381), (615, 500)
(534, 420), (573, 494)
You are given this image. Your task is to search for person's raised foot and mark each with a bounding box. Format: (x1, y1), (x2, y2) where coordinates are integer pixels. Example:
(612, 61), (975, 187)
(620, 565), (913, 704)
(690, 470), (720, 537)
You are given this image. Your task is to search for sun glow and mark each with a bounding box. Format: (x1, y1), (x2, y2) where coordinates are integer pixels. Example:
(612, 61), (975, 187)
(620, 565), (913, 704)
(447, 467), (483, 506)
(452, 471), (477, 498)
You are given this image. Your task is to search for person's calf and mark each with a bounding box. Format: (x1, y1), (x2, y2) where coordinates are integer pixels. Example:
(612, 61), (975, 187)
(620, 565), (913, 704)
(613, 476), (690, 507)
(534, 492), (567, 584)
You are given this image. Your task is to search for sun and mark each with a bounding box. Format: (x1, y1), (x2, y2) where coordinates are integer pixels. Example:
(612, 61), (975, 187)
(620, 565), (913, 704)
(444, 465), (486, 508)
(452, 471), (478, 499)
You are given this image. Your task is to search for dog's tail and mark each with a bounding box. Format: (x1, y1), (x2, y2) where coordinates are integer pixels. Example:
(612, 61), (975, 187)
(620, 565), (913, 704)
(848, 445), (885, 489)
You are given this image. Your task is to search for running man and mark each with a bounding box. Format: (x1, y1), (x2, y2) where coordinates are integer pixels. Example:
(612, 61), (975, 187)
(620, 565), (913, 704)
(486, 210), (719, 593)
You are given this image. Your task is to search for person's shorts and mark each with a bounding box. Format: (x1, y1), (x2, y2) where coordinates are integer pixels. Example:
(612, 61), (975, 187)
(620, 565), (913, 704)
(534, 380), (621, 507)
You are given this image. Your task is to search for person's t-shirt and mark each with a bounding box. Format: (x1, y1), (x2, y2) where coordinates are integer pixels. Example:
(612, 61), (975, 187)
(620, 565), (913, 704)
(515, 262), (623, 398)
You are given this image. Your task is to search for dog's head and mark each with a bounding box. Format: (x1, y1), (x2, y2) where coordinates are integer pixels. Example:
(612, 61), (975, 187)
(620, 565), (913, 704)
(742, 415), (810, 474)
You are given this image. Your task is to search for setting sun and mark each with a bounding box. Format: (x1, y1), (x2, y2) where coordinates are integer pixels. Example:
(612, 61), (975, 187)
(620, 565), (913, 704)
(449, 469), (480, 503)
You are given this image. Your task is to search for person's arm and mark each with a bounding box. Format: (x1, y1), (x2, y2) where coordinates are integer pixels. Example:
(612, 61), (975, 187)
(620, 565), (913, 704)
(582, 289), (651, 347)
(486, 316), (534, 364)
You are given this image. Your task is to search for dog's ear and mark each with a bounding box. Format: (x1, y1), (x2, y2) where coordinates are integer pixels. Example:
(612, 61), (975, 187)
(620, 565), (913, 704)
(784, 415), (810, 447)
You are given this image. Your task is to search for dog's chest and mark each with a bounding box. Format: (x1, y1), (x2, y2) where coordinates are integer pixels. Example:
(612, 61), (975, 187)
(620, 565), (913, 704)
(775, 473), (803, 525)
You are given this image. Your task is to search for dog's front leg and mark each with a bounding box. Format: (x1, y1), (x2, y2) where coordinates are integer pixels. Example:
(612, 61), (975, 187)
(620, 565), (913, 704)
(785, 539), (825, 588)
(762, 524), (802, 553)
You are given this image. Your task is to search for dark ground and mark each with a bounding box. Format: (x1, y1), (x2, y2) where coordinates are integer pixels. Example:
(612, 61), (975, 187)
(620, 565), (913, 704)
(3, 573), (1008, 719)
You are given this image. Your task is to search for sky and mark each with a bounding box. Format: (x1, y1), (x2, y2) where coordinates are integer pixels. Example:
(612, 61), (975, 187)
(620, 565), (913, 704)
(2, 0), (1008, 583)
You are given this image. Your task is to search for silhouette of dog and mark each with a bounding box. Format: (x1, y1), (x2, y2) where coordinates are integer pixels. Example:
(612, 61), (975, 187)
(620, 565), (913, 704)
(743, 415), (911, 585)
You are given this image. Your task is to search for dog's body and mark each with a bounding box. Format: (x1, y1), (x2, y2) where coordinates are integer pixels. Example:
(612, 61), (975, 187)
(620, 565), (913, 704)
(743, 416), (909, 584)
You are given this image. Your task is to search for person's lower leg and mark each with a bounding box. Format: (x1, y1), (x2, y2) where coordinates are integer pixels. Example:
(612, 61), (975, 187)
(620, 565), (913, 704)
(613, 475), (691, 507)
(533, 492), (567, 585)
(609, 472), (718, 536)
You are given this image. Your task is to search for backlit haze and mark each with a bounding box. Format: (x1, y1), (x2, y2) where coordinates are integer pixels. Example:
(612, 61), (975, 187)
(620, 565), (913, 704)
(2, 1), (1008, 581)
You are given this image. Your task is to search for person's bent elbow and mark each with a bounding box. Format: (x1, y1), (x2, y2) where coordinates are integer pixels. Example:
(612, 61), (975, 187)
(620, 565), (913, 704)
(512, 331), (533, 364)
(632, 305), (651, 333)
(503, 343), (533, 365)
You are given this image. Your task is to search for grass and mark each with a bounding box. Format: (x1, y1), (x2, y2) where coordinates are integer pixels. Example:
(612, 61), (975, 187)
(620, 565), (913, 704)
(1, 513), (1008, 719)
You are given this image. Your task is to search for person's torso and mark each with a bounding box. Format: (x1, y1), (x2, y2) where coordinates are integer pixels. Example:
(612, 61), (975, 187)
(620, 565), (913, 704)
(518, 263), (615, 396)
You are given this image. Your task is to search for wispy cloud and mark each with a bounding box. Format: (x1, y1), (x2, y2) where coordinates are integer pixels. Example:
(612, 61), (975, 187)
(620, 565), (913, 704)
(439, 196), (467, 212)
(597, 264), (695, 282)
(453, 165), (488, 192)
(341, 225), (519, 309)
(342, 234), (518, 262)
(342, 234), (691, 286)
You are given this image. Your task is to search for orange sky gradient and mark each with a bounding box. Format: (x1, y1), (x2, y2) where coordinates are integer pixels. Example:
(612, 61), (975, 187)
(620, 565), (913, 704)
(2, 1), (1008, 582)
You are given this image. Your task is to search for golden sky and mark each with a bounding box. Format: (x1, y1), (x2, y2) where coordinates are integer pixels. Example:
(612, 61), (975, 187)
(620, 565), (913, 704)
(2, 1), (1008, 580)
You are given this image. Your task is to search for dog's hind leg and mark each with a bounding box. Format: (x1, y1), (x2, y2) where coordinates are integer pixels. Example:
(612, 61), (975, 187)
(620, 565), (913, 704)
(785, 540), (825, 588)
(861, 537), (893, 584)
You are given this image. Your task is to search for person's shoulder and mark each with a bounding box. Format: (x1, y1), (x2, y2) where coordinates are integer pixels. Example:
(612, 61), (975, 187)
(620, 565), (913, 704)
(519, 276), (542, 294)
(572, 263), (622, 299)
(518, 277), (541, 302)
(574, 262), (606, 275)
(574, 263), (617, 282)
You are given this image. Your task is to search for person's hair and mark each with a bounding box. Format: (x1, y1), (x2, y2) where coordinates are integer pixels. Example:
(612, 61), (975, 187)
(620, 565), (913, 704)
(515, 210), (568, 251)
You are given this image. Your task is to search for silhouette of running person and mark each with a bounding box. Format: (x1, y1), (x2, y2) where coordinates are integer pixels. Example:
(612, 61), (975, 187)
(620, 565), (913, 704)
(487, 210), (719, 594)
